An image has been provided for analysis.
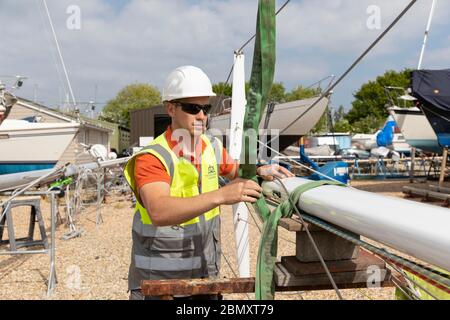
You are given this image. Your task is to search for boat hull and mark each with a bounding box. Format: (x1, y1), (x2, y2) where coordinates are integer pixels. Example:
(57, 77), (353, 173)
(209, 97), (329, 151)
(0, 120), (79, 175)
(389, 107), (441, 153)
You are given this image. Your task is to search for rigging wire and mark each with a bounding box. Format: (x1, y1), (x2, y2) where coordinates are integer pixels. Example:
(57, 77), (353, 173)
(36, 0), (69, 105)
(257, 139), (350, 185)
(42, 0), (77, 108)
(267, 191), (450, 298)
(386, 260), (440, 300)
(238, 0), (291, 53)
(267, 0), (419, 145)
(256, 140), (450, 296)
(300, 212), (450, 291)
(221, 251), (252, 300)
(209, 0), (291, 118)
(244, 202), (304, 300)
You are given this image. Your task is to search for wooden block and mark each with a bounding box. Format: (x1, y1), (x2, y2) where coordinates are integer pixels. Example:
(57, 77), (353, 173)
(282, 249), (385, 276)
(274, 262), (388, 288)
(279, 217), (324, 232)
(296, 229), (360, 262)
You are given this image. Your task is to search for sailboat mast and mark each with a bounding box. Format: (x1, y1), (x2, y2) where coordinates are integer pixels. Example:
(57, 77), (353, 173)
(418, 0), (437, 70)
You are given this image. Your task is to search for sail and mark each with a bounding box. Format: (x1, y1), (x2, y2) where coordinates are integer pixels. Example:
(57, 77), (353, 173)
(411, 69), (450, 147)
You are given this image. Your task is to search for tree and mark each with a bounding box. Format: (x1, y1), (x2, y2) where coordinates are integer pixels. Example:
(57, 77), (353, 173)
(285, 86), (321, 102)
(212, 82), (232, 97)
(268, 82), (286, 103)
(333, 119), (352, 133)
(351, 115), (385, 134)
(100, 83), (161, 127)
(346, 69), (411, 133)
(213, 81), (286, 104)
(333, 105), (346, 123)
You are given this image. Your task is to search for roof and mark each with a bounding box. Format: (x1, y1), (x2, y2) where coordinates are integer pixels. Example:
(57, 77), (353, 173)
(16, 97), (113, 133)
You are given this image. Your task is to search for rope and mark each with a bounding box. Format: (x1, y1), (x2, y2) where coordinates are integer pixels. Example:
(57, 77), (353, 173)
(245, 201), (305, 300)
(221, 251), (252, 300)
(386, 260), (440, 300)
(238, 0), (291, 52)
(238, 216), (297, 246)
(36, 0), (69, 105)
(42, 0), (77, 107)
(209, 0), (291, 117)
(267, 0), (419, 145)
(258, 139), (349, 185)
(298, 212), (450, 291)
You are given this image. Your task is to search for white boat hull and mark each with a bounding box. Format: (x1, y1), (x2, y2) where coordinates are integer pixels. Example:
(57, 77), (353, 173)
(0, 120), (79, 175)
(209, 97), (329, 150)
(389, 107), (440, 153)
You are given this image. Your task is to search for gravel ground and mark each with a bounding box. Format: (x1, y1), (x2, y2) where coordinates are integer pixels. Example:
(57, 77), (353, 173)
(0, 179), (448, 300)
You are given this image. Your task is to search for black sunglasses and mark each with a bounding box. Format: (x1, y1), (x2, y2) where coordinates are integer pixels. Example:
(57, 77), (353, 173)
(173, 102), (212, 115)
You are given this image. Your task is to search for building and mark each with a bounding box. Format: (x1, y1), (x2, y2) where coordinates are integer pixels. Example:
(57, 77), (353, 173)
(8, 97), (112, 165)
(130, 104), (170, 147)
(94, 119), (131, 156)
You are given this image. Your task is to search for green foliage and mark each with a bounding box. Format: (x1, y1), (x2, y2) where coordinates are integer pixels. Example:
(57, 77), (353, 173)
(268, 82), (286, 103)
(333, 119), (352, 133)
(285, 86), (321, 102)
(212, 82), (232, 97)
(346, 69), (412, 133)
(100, 83), (161, 127)
(333, 105), (346, 123)
(213, 82), (287, 104)
(350, 115), (386, 134)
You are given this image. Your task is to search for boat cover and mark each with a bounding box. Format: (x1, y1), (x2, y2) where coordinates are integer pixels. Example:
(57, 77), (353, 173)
(412, 69), (450, 147)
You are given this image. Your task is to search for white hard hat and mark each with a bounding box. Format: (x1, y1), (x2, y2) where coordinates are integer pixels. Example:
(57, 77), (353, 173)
(162, 66), (216, 102)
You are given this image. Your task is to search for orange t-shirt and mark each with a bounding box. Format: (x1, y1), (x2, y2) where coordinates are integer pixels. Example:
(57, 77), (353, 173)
(135, 128), (238, 191)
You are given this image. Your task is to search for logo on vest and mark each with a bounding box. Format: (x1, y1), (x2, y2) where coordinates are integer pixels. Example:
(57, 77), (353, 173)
(208, 165), (216, 176)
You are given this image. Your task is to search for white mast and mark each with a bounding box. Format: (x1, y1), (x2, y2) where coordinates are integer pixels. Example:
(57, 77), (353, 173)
(418, 0), (437, 70)
(230, 52), (251, 277)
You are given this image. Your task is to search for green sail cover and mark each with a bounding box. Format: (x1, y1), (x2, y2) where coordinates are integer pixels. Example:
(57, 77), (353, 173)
(241, 0), (276, 182)
(239, 0), (276, 300)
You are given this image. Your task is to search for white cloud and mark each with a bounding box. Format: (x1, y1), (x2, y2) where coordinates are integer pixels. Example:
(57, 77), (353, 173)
(0, 0), (449, 111)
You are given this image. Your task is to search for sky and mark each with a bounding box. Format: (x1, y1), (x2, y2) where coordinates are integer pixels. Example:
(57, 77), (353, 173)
(1, 0), (449, 117)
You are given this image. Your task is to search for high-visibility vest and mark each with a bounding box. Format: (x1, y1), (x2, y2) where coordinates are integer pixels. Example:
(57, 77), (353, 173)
(124, 132), (223, 289)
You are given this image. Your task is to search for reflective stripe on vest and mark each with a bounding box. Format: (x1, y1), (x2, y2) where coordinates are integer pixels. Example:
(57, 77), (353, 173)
(124, 132), (222, 284)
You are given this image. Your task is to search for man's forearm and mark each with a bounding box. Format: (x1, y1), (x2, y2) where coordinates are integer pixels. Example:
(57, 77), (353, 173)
(142, 190), (223, 227)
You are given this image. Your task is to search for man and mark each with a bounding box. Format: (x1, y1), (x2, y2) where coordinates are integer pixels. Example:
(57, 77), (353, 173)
(124, 66), (293, 300)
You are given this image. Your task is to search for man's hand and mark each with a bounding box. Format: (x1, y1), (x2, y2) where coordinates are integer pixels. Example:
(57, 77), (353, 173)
(256, 164), (295, 181)
(219, 178), (263, 205)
